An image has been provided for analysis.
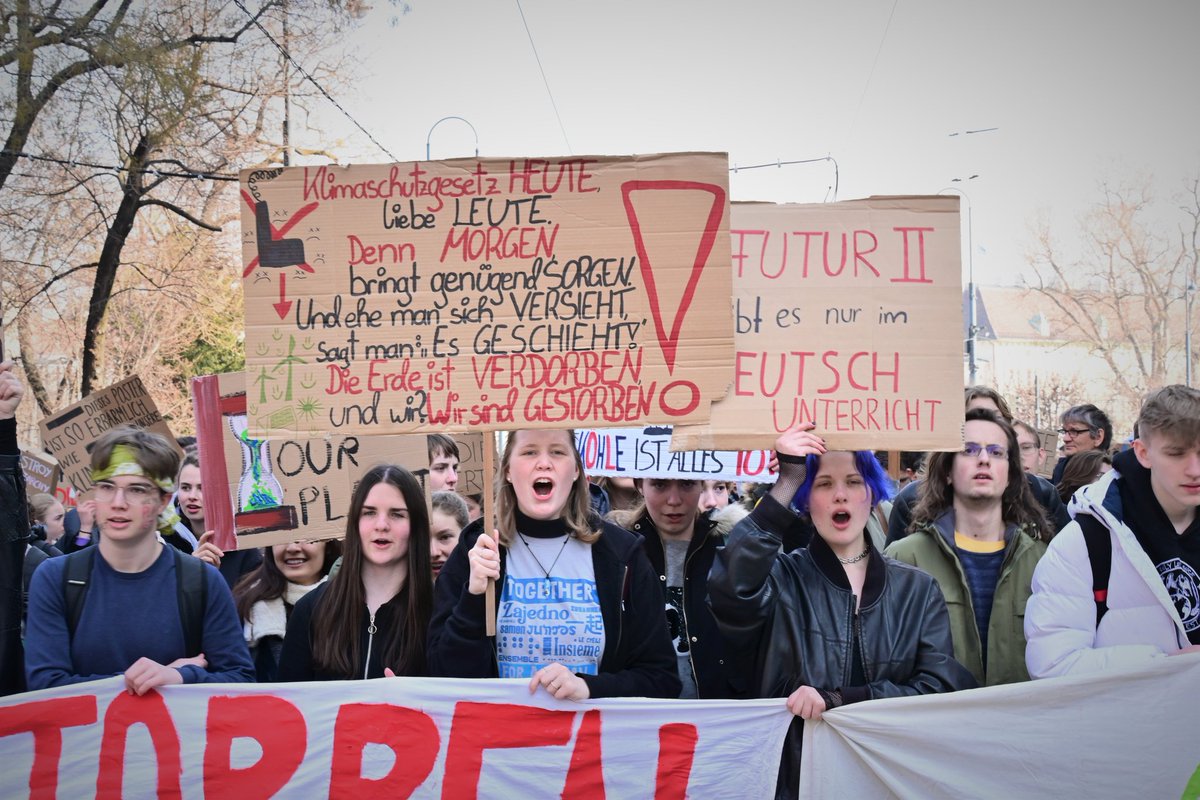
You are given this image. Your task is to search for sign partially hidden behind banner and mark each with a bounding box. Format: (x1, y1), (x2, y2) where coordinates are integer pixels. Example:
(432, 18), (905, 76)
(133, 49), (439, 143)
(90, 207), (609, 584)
(575, 426), (776, 482)
(0, 678), (792, 798)
(239, 152), (733, 439)
(20, 451), (59, 498)
(673, 197), (964, 452)
(193, 372), (480, 550)
(38, 375), (179, 492)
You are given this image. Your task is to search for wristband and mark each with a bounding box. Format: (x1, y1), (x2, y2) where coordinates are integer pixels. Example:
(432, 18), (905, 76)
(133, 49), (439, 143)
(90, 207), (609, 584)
(776, 452), (807, 465)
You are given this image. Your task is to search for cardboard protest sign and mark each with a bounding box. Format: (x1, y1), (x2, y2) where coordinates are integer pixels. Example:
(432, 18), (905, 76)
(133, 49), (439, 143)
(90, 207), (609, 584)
(239, 153), (734, 439)
(194, 372), (475, 550)
(1037, 428), (1058, 478)
(453, 431), (490, 496)
(673, 197), (965, 451)
(20, 451), (59, 498)
(575, 426), (776, 482)
(38, 375), (179, 492)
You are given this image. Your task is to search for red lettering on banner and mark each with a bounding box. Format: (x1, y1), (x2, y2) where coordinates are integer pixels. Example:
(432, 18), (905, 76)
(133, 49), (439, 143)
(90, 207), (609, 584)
(203, 695), (306, 799)
(329, 703), (439, 799)
(442, 702), (575, 798)
(562, 709), (605, 799)
(96, 691), (182, 798)
(0, 695), (97, 800)
(654, 723), (699, 800)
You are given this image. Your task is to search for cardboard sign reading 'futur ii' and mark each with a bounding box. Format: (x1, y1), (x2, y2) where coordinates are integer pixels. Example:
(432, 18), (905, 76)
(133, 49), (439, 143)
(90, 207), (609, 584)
(193, 372), (482, 550)
(673, 197), (965, 452)
(239, 152), (734, 439)
(38, 375), (179, 492)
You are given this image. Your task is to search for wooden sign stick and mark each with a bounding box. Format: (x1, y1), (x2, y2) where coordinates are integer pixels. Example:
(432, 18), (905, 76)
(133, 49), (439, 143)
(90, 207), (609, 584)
(483, 438), (497, 636)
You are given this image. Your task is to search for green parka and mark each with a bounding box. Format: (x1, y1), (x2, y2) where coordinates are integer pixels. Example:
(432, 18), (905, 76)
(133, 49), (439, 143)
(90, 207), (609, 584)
(885, 509), (1046, 686)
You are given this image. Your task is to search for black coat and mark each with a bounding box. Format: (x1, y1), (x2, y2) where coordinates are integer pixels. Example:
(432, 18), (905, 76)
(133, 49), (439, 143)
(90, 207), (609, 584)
(0, 420), (28, 695)
(277, 581), (410, 681)
(634, 512), (747, 699)
(708, 496), (976, 799)
(427, 518), (680, 699)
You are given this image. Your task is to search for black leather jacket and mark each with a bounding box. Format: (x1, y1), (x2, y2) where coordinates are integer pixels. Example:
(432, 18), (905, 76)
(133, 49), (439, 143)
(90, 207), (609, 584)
(708, 496), (976, 798)
(0, 419), (29, 695)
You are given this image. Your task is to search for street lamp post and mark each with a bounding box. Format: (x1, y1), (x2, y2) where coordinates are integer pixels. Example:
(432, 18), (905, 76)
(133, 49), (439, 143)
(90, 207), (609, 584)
(939, 187), (978, 385)
(425, 116), (479, 161)
(1187, 280), (1196, 388)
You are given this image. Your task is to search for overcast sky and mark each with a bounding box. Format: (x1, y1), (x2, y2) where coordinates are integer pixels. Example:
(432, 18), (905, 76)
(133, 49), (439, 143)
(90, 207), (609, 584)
(303, 0), (1200, 289)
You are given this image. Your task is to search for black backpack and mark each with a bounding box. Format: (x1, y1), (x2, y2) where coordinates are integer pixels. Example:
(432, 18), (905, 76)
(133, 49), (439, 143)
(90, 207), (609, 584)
(62, 546), (207, 657)
(1076, 514), (1112, 628)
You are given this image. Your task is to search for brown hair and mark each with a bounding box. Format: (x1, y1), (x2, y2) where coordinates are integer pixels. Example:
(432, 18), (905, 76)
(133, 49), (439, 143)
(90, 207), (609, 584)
(90, 425), (180, 486)
(912, 408), (1052, 541)
(964, 386), (1013, 423)
(496, 430), (598, 546)
(309, 464), (431, 678)
(1056, 450), (1113, 503)
(427, 434), (460, 462)
(1137, 385), (1200, 448)
(29, 492), (59, 524)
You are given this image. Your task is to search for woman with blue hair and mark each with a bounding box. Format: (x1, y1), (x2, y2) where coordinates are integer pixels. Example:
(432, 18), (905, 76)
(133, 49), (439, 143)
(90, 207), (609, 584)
(708, 423), (975, 799)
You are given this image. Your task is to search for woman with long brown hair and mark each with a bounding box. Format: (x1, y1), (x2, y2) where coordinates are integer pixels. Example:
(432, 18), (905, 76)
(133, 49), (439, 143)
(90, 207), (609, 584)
(428, 429), (678, 699)
(278, 465), (431, 680)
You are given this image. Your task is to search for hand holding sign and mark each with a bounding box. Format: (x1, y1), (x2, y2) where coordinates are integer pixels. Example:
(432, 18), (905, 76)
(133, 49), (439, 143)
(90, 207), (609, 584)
(468, 531), (501, 595)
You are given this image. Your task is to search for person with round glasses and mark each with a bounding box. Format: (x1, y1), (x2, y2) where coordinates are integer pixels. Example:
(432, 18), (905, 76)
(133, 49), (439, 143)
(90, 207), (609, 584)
(887, 408), (1053, 687)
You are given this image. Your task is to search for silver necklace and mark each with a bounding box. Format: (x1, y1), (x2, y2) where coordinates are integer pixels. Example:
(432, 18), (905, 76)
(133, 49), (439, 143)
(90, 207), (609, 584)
(838, 545), (870, 565)
(516, 531), (570, 581)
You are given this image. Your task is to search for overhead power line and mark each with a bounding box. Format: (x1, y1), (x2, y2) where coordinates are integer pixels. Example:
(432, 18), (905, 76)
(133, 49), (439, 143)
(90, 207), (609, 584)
(231, 0), (398, 161)
(1, 149), (239, 181)
(515, 0), (572, 154)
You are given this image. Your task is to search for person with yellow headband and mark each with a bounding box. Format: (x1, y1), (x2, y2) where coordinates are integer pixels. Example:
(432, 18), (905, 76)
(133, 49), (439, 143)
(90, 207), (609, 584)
(25, 425), (254, 692)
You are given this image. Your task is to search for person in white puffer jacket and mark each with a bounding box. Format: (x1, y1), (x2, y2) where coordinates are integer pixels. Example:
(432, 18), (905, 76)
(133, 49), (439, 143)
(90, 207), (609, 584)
(1025, 385), (1200, 679)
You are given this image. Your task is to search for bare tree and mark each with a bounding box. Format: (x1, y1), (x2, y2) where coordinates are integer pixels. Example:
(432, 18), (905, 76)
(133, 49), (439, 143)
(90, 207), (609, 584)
(1026, 178), (1199, 410)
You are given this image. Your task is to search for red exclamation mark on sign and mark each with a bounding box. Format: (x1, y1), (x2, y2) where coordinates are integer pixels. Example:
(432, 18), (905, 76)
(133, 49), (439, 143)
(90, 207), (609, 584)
(621, 181), (726, 374)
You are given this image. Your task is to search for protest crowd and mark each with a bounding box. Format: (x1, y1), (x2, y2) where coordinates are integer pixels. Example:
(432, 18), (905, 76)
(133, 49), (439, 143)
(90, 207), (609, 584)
(2, 352), (1199, 798)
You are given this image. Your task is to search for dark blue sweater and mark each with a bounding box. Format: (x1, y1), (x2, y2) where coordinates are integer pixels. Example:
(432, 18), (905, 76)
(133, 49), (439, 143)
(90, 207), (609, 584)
(25, 545), (254, 690)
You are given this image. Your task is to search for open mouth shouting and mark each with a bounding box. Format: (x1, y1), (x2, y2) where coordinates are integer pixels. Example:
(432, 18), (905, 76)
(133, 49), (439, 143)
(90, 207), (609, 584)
(533, 477), (556, 499)
(830, 509), (853, 529)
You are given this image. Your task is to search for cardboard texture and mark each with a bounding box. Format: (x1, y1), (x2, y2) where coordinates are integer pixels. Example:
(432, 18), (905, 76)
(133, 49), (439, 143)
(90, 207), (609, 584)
(453, 431), (490, 497)
(238, 153), (734, 438)
(193, 372), (483, 550)
(38, 375), (179, 492)
(1037, 428), (1058, 479)
(20, 451), (59, 498)
(575, 427), (775, 482)
(672, 197), (965, 452)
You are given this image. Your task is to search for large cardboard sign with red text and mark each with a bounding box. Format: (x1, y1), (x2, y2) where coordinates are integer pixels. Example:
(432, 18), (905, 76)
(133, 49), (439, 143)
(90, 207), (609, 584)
(193, 372), (478, 550)
(0, 677), (791, 798)
(673, 197), (964, 451)
(38, 375), (180, 493)
(239, 153), (733, 438)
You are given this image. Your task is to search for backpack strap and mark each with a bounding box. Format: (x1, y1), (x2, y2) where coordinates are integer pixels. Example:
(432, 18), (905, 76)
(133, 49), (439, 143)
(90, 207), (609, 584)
(62, 548), (96, 643)
(171, 548), (207, 657)
(1076, 514), (1112, 628)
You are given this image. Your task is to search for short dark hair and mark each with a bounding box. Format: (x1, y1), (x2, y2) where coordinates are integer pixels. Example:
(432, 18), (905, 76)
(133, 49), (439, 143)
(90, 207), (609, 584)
(427, 434), (460, 462)
(1061, 403), (1113, 451)
(791, 451), (893, 514)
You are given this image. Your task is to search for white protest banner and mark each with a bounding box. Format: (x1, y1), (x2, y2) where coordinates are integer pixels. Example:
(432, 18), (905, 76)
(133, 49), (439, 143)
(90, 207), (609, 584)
(239, 153), (734, 439)
(673, 197), (964, 452)
(0, 677), (791, 799)
(800, 655), (1200, 799)
(575, 426), (776, 483)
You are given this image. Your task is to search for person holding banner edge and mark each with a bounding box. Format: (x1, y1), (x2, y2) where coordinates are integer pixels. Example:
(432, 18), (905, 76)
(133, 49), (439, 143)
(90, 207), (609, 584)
(427, 429), (679, 700)
(707, 423), (974, 799)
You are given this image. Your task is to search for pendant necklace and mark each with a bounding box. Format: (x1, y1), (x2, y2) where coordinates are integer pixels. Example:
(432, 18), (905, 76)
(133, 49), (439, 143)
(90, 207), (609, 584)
(516, 531), (570, 581)
(838, 545), (870, 565)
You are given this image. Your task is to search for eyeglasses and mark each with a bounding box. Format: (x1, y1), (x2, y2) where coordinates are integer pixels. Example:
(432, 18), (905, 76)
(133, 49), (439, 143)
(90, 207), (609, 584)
(1057, 427), (1093, 438)
(94, 481), (162, 504)
(962, 442), (1007, 460)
